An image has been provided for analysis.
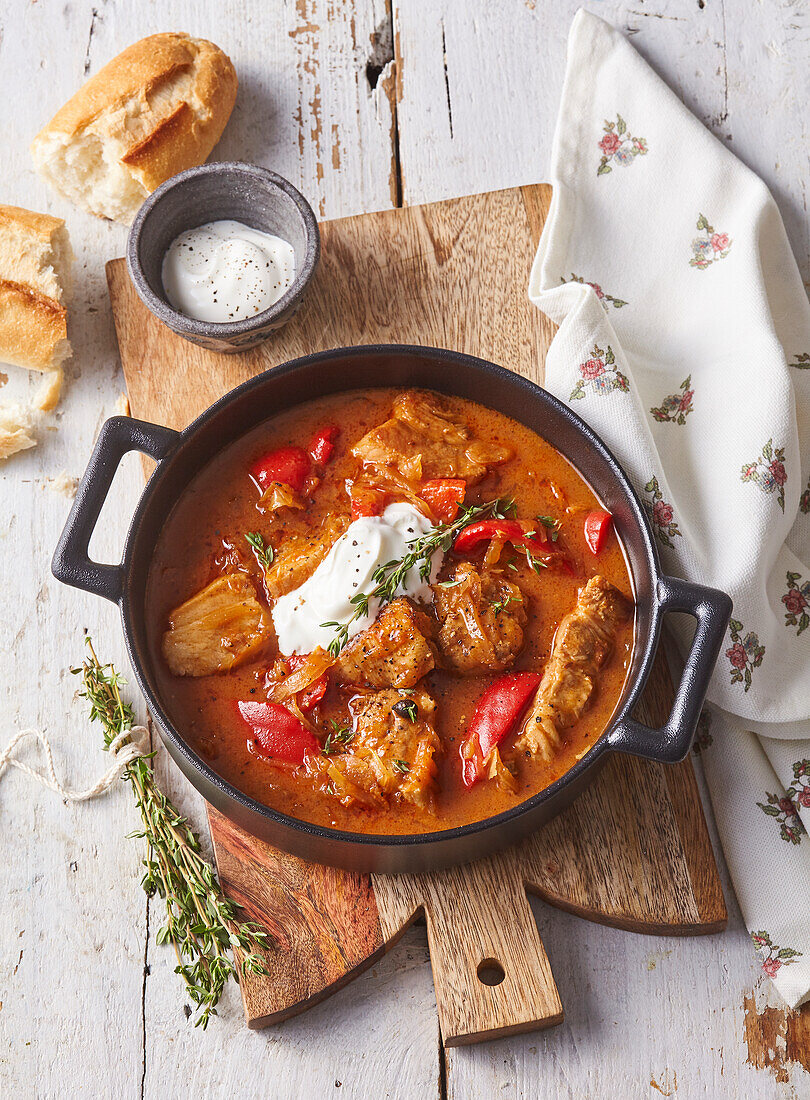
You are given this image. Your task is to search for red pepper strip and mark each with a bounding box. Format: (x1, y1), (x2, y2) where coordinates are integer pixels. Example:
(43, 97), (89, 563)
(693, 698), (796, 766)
(251, 446), (311, 493)
(583, 510), (613, 555)
(420, 478), (466, 522)
(286, 654), (328, 710)
(349, 485), (387, 520)
(460, 672), (541, 788)
(309, 425), (340, 465)
(236, 700), (320, 764)
(453, 519), (549, 557)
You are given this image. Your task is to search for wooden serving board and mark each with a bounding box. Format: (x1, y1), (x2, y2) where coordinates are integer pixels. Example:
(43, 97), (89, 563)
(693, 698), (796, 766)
(107, 183), (726, 1046)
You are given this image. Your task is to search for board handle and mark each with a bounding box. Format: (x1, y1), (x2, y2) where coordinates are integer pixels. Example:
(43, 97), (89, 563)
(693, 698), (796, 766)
(419, 859), (563, 1046)
(51, 416), (180, 604)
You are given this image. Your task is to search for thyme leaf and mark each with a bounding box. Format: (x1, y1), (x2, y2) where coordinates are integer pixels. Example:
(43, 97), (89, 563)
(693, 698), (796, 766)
(490, 594), (521, 616)
(537, 515), (560, 542)
(526, 551), (549, 574)
(392, 699), (418, 722)
(323, 719), (354, 754)
(245, 531), (274, 570)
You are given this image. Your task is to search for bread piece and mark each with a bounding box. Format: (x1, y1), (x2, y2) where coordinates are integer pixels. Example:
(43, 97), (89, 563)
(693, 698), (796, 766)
(31, 33), (238, 224)
(0, 205), (72, 374)
(0, 403), (37, 460)
(35, 367), (63, 411)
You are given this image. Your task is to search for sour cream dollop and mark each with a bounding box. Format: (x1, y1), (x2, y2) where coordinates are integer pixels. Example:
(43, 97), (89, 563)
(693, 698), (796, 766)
(272, 503), (443, 656)
(161, 220), (296, 323)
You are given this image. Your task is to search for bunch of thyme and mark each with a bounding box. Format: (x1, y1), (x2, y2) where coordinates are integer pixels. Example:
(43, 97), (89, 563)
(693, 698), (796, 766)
(322, 497), (515, 656)
(73, 639), (269, 1028)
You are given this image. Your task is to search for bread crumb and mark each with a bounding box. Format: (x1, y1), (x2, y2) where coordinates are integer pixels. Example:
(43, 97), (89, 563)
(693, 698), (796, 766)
(48, 470), (78, 498)
(114, 391), (130, 416)
(0, 403), (36, 460)
(35, 367), (63, 412)
(0, 371), (8, 387)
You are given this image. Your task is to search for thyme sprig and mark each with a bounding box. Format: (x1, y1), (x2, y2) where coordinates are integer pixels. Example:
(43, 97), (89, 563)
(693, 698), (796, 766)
(245, 531), (274, 570)
(322, 719), (354, 755)
(321, 498), (514, 657)
(490, 594), (522, 616)
(73, 639), (269, 1029)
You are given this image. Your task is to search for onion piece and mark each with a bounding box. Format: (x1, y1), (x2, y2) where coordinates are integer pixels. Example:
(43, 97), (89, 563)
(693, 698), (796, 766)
(267, 646), (334, 702)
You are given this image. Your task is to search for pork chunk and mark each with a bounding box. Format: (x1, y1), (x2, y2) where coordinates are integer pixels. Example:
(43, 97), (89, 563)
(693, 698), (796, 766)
(336, 597), (437, 689)
(351, 391), (510, 486)
(162, 574), (269, 677)
(323, 688), (441, 809)
(264, 515), (347, 598)
(433, 562), (526, 675)
(516, 575), (631, 760)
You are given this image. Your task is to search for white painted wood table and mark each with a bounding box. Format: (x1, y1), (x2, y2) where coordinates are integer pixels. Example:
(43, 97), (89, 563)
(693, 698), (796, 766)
(2, 2), (809, 1096)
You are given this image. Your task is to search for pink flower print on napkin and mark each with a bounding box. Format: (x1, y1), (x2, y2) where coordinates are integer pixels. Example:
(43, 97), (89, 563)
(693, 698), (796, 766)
(597, 115), (648, 176)
(726, 618), (765, 691)
(782, 572), (810, 635)
(751, 931), (803, 978)
(689, 214), (732, 269)
(741, 439), (787, 511)
(560, 273), (628, 310)
(650, 375), (694, 424)
(570, 345), (630, 400)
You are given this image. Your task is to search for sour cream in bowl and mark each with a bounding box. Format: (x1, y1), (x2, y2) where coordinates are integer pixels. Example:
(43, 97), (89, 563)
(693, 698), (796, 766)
(126, 162), (320, 352)
(161, 220), (296, 324)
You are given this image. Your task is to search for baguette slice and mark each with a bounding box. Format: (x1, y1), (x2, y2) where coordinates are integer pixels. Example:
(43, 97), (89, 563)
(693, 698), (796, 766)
(31, 33), (238, 224)
(0, 204), (72, 373)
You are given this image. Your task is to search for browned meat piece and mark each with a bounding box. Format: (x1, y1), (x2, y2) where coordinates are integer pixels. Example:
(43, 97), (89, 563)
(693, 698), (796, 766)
(351, 391), (510, 486)
(336, 597), (438, 689)
(162, 574), (270, 677)
(321, 688), (441, 809)
(516, 575), (631, 760)
(264, 515), (347, 598)
(432, 562), (526, 675)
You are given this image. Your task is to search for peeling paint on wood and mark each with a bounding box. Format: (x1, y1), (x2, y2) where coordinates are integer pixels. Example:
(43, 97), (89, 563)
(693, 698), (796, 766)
(649, 1069), (678, 1095)
(743, 982), (810, 1085)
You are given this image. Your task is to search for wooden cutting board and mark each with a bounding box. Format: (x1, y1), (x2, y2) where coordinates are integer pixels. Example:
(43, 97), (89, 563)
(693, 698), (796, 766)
(106, 183), (726, 1046)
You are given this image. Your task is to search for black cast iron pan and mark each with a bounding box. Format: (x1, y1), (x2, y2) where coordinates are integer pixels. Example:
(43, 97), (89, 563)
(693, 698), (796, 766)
(52, 345), (732, 872)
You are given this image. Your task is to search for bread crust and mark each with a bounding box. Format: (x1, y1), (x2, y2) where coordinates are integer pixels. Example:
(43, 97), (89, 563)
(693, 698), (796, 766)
(0, 280), (68, 372)
(0, 205), (71, 374)
(0, 204), (65, 242)
(31, 33), (238, 207)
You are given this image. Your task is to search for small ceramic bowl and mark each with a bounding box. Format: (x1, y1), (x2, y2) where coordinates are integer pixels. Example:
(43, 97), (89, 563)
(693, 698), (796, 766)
(126, 162), (320, 352)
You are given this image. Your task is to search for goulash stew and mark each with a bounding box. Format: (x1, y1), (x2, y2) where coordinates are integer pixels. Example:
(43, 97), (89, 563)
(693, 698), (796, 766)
(147, 389), (635, 834)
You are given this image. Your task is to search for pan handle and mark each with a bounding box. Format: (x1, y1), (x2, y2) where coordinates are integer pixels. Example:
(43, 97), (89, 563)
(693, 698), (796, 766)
(51, 416), (180, 604)
(607, 575), (732, 764)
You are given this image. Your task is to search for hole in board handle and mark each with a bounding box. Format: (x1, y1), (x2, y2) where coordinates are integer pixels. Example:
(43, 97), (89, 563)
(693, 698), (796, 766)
(476, 958), (506, 986)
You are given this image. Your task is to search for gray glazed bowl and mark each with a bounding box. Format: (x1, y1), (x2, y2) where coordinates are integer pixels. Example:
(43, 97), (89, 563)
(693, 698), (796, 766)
(126, 162), (320, 352)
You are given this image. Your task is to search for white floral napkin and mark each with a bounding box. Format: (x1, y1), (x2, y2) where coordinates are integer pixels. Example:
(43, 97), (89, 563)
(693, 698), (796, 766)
(529, 9), (810, 1008)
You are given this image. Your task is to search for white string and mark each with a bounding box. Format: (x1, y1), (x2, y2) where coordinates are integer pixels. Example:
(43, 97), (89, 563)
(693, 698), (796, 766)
(0, 725), (150, 801)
